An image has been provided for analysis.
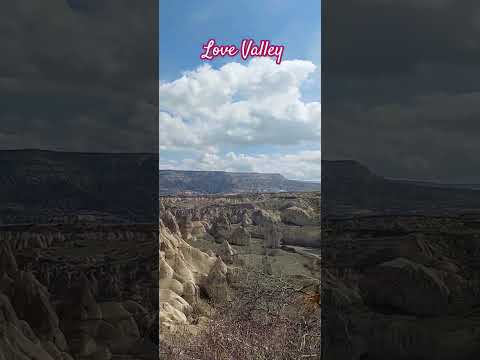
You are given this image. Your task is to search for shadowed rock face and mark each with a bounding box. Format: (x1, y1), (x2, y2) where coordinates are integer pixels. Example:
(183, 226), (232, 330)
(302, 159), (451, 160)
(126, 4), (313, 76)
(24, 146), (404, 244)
(0, 223), (159, 360)
(322, 214), (480, 360)
(0, 149), (158, 224)
(319, 161), (480, 359)
(322, 160), (480, 217)
(0, 150), (160, 359)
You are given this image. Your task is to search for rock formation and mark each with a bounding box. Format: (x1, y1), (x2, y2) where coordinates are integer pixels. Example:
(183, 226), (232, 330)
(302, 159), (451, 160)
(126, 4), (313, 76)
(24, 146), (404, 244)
(263, 220), (282, 249)
(160, 191), (322, 357)
(218, 240), (237, 264)
(0, 224), (159, 360)
(191, 221), (207, 238)
(159, 217), (216, 330)
(241, 211), (252, 226)
(322, 214), (480, 359)
(229, 226), (251, 246)
(161, 210), (181, 237)
(202, 257), (230, 303)
(281, 206), (313, 226)
(209, 214), (232, 243)
(178, 215), (194, 241)
(252, 209), (276, 226)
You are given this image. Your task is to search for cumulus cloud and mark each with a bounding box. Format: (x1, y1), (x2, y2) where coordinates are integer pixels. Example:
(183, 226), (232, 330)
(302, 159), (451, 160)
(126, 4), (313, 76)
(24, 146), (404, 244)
(159, 58), (321, 180)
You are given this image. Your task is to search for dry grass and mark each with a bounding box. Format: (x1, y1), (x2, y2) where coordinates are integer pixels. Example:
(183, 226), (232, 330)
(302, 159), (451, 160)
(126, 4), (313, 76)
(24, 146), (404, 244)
(160, 266), (320, 359)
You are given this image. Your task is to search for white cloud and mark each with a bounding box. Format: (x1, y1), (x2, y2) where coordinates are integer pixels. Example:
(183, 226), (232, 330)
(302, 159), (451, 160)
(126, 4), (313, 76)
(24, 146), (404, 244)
(160, 58), (321, 180)
(160, 150), (321, 181)
(159, 112), (200, 150)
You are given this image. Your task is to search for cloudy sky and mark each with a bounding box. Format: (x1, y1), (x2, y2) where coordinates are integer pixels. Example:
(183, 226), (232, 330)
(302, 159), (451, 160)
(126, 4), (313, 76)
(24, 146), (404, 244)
(0, 0), (157, 153)
(159, 0), (321, 181)
(323, 0), (480, 183)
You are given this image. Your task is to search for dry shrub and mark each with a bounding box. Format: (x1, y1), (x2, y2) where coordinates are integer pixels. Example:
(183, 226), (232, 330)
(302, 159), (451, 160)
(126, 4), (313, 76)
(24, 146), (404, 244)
(161, 266), (320, 359)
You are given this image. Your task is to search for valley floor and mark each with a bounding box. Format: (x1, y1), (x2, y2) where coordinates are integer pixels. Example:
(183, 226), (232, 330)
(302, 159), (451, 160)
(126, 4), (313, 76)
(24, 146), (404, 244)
(159, 192), (321, 359)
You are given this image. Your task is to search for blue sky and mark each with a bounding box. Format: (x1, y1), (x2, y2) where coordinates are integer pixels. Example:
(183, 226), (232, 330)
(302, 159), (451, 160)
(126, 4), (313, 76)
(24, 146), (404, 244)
(160, 1), (320, 79)
(159, 0), (321, 181)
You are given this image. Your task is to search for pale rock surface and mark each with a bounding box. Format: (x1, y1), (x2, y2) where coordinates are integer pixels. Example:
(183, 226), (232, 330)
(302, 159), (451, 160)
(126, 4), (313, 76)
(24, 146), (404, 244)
(281, 206), (313, 226)
(179, 215), (194, 242)
(203, 257), (230, 303)
(191, 221), (207, 238)
(209, 214), (232, 243)
(218, 240), (237, 264)
(230, 226), (251, 246)
(263, 220), (283, 249)
(161, 210), (181, 237)
(241, 212), (252, 226)
(251, 209), (276, 226)
(159, 218), (216, 331)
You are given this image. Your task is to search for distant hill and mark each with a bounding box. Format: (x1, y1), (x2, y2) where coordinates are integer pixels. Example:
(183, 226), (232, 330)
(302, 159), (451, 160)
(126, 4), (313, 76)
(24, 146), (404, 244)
(159, 170), (321, 195)
(5, 150), (480, 222)
(322, 160), (480, 216)
(0, 150), (319, 223)
(0, 149), (158, 223)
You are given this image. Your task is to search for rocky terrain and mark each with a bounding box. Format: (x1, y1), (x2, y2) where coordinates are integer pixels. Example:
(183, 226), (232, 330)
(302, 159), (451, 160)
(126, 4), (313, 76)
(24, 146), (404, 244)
(0, 149), (158, 224)
(0, 185), (321, 358)
(0, 150), (159, 360)
(162, 192), (321, 248)
(0, 223), (159, 360)
(159, 170), (320, 195)
(322, 161), (480, 359)
(6, 151), (480, 359)
(159, 192), (321, 358)
(322, 214), (480, 359)
(322, 160), (480, 216)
